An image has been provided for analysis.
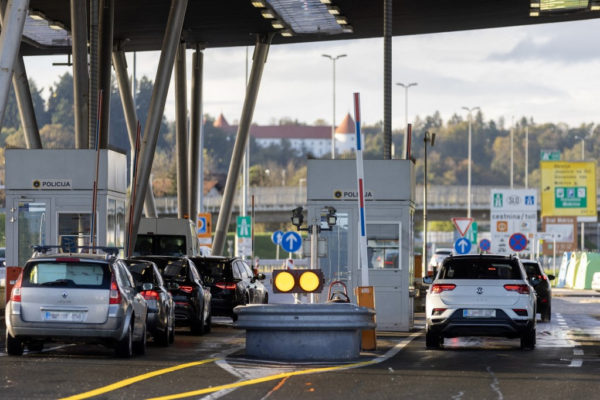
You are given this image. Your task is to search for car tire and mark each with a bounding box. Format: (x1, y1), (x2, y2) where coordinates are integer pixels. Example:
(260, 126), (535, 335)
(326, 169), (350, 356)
(115, 323), (133, 358)
(156, 323), (170, 347)
(168, 316), (175, 344)
(133, 324), (147, 355)
(191, 308), (205, 335)
(6, 332), (24, 356)
(204, 309), (212, 334)
(263, 293), (269, 304)
(520, 326), (536, 350)
(541, 305), (551, 322)
(425, 328), (442, 349)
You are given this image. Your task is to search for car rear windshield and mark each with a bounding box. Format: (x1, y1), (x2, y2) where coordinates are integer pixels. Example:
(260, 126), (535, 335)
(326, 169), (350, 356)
(192, 260), (232, 284)
(522, 262), (542, 278)
(162, 260), (190, 283)
(23, 261), (110, 288)
(439, 258), (523, 280)
(134, 234), (186, 256)
(125, 262), (154, 285)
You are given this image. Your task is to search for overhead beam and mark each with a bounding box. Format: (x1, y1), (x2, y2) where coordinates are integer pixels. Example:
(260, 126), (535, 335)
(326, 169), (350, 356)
(71, 0), (89, 149)
(212, 33), (273, 256)
(383, 0), (392, 160)
(88, 0), (99, 149)
(188, 46), (203, 220)
(175, 41), (188, 219)
(97, 0), (114, 149)
(127, 0), (188, 253)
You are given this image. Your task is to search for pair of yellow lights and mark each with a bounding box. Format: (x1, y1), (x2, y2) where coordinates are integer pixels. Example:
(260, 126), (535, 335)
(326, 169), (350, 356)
(272, 269), (324, 293)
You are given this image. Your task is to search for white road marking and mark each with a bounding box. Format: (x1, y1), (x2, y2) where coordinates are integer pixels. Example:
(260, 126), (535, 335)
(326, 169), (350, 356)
(487, 366), (504, 400)
(569, 359), (583, 368)
(573, 349), (584, 356)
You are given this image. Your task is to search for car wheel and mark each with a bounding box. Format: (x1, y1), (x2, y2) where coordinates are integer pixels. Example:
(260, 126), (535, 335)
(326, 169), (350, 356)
(156, 322), (170, 347)
(541, 305), (551, 322)
(115, 323), (133, 358)
(168, 316), (175, 344)
(191, 307), (205, 335)
(6, 332), (24, 356)
(204, 309), (212, 334)
(133, 323), (147, 355)
(520, 326), (536, 350)
(263, 293), (269, 304)
(27, 341), (44, 352)
(425, 328), (442, 349)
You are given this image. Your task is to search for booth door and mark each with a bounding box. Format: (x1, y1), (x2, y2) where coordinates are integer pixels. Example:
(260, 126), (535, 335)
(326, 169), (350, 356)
(12, 199), (51, 267)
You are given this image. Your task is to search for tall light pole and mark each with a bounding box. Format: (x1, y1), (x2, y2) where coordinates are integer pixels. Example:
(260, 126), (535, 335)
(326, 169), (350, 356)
(575, 132), (588, 251)
(322, 54), (346, 159)
(462, 106), (479, 218)
(423, 131), (435, 278)
(397, 82), (418, 159)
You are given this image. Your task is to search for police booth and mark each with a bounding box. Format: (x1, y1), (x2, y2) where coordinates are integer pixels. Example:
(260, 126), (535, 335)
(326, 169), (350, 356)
(4, 149), (127, 300)
(306, 160), (415, 331)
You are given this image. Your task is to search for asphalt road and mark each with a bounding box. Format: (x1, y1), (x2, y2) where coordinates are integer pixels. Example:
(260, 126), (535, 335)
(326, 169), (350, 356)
(2, 295), (599, 400)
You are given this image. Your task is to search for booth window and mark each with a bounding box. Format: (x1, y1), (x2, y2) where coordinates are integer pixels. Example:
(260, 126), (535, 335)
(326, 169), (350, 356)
(367, 223), (400, 269)
(18, 201), (47, 266)
(107, 199), (116, 247)
(58, 213), (91, 252)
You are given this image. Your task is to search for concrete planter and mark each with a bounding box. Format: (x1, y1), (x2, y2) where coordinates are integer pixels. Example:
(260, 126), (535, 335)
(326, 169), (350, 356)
(235, 303), (376, 361)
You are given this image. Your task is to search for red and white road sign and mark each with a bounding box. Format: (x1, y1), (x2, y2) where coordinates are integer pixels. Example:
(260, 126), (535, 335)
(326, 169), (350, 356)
(452, 217), (474, 237)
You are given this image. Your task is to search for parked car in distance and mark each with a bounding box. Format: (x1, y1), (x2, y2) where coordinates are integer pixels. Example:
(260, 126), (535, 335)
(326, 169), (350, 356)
(131, 256), (212, 334)
(123, 259), (175, 345)
(428, 248), (452, 276)
(592, 272), (600, 292)
(5, 246), (148, 357)
(424, 254), (536, 350)
(189, 256), (268, 321)
(521, 259), (554, 322)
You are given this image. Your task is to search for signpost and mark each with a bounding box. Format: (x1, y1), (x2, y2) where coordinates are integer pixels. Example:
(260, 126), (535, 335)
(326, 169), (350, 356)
(479, 238), (491, 252)
(540, 150), (560, 161)
(452, 217), (473, 237)
(272, 230), (284, 260)
(281, 231), (302, 254)
(490, 189), (537, 254)
(454, 237), (472, 254)
(236, 216), (252, 258)
(508, 232), (528, 252)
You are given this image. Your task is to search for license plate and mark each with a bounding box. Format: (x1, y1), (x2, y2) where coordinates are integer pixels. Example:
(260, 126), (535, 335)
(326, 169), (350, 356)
(463, 309), (496, 318)
(43, 311), (86, 322)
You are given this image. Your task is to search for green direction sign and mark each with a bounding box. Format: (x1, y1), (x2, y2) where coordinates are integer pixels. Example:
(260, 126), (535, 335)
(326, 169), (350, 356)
(555, 186), (587, 208)
(236, 216), (252, 238)
(540, 150), (560, 161)
(467, 221), (478, 245)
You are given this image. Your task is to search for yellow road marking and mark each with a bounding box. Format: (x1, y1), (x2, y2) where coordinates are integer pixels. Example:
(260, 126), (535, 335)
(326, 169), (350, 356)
(146, 359), (378, 400)
(59, 358), (220, 400)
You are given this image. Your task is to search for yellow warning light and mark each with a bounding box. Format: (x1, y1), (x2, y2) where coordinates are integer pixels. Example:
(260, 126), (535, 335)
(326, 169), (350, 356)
(274, 271), (295, 292)
(299, 271), (320, 292)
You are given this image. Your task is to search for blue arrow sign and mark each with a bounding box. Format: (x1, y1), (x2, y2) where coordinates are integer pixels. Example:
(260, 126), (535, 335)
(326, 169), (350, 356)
(479, 238), (491, 252)
(454, 237), (472, 255)
(281, 231), (302, 253)
(271, 230), (284, 245)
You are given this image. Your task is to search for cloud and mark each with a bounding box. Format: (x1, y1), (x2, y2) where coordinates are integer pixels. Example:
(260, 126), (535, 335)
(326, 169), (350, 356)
(487, 20), (600, 63)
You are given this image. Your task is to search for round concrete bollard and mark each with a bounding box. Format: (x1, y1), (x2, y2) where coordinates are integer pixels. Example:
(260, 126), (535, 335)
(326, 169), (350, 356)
(234, 303), (376, 361)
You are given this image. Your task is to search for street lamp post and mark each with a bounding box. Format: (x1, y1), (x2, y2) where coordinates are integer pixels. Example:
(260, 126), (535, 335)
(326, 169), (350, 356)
(462, 106), (479, 218)
(423, 131), (435, 277)
(322, 54), (347, 159)
(396, 82), (417, 159)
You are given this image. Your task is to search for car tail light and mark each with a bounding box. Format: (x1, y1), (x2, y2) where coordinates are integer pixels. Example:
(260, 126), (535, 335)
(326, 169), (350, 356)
(432, 308), (446, 316)
(10, 273), (23, 303)
(179, 285), (194, 293)
(109, 275), (122, 304)
(541, 297), (548, 303)
(431, 284), (456, 294)
(513, 309), (528, 316)
(215, 282), (237, 290)
(141, 290), (160, 300)
(504, 284), (530, 294)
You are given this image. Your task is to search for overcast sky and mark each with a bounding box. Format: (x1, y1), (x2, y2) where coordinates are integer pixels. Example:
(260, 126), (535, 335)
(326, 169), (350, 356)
(24, 17), (600, 130)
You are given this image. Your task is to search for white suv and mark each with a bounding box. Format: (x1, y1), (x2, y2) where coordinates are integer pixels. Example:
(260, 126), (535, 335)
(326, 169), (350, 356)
(425, 254), (536, 350)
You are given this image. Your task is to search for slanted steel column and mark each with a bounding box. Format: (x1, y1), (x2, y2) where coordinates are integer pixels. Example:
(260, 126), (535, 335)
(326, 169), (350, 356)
(71, 0), (89, 149)
(97, 0), (114, 149)
(112, 50), (157, 218)
(0, 0), (40, 148)
(189, 46), (203, 219)
(0, 0), (29, 129)
(128, 0), (188, 251)
(175, 41), (189, 219)
(88, 0), (99, 148)
(212, 34), (273, 256)
(383, 0), (392, 160)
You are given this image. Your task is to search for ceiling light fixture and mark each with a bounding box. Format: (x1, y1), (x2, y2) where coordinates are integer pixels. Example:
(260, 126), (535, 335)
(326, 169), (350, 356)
(280, 29), (293, 37)
(271, 20), (285, 29)
(251, 0), (267, 7)
(335, 15), (348, 25)
(261, 9), (276, 19)
(320, 0), (332, 4)
(28, 10), (46, 20)
(327, 6), (340, 15)
(48, 20), (65, 30)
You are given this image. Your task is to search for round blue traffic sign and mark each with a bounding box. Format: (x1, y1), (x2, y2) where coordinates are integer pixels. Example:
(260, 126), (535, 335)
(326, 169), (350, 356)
(271, 230), (284, 245)
(509, 233), (528, 252)
(281, 231), (302, 253)
(454, 237), (472, 255)
(479, 238), (491, 252)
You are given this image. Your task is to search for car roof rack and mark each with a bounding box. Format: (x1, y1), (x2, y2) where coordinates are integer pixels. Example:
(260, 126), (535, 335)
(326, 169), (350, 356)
(32, 245), (121, 257)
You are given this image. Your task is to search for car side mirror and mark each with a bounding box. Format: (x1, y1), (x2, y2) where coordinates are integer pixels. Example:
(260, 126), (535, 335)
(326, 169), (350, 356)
(547, 274), (555, 281)
(167, 282), (180, 291)
(142, 282), (154, 291)
(256, 273), (266, 281)
(422, 276), (434, 285)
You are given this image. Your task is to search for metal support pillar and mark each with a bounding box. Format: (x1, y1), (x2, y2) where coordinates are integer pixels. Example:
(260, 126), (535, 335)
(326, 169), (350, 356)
(175, 41), (189, 219)
(89, 0), (99, 148)
(128, 0), (188, 251)
(71, 0), (89, 149)
(189, 46), (203, 219)
(0, 0), (29, 129)
(0, 0), (40, 148)
(112, 50), (157, 218)
(212, 34), (273, 256)
(382, 0), (392, 160)
(97, 0), (114, 149)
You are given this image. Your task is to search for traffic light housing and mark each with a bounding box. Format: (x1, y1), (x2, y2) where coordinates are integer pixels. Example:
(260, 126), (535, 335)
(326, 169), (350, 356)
(272, 269), (325, 294)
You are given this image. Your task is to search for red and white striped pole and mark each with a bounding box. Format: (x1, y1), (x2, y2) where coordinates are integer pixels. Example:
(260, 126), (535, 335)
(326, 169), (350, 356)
(353, 93), (369, 286)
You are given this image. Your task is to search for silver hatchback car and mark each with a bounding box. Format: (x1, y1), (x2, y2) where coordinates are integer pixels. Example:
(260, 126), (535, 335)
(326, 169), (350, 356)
(5, 246), (148, 357)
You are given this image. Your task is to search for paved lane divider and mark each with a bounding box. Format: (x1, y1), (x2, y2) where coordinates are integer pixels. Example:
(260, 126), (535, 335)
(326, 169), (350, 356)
(59, 358), (220, 400)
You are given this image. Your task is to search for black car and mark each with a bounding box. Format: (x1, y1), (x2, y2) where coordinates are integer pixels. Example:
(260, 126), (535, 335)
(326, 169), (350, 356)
(124, 259), (175, 346)
(522, 259), (554, 322)
(189, 256), (268, 321)
(131, 256), (212, 334)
